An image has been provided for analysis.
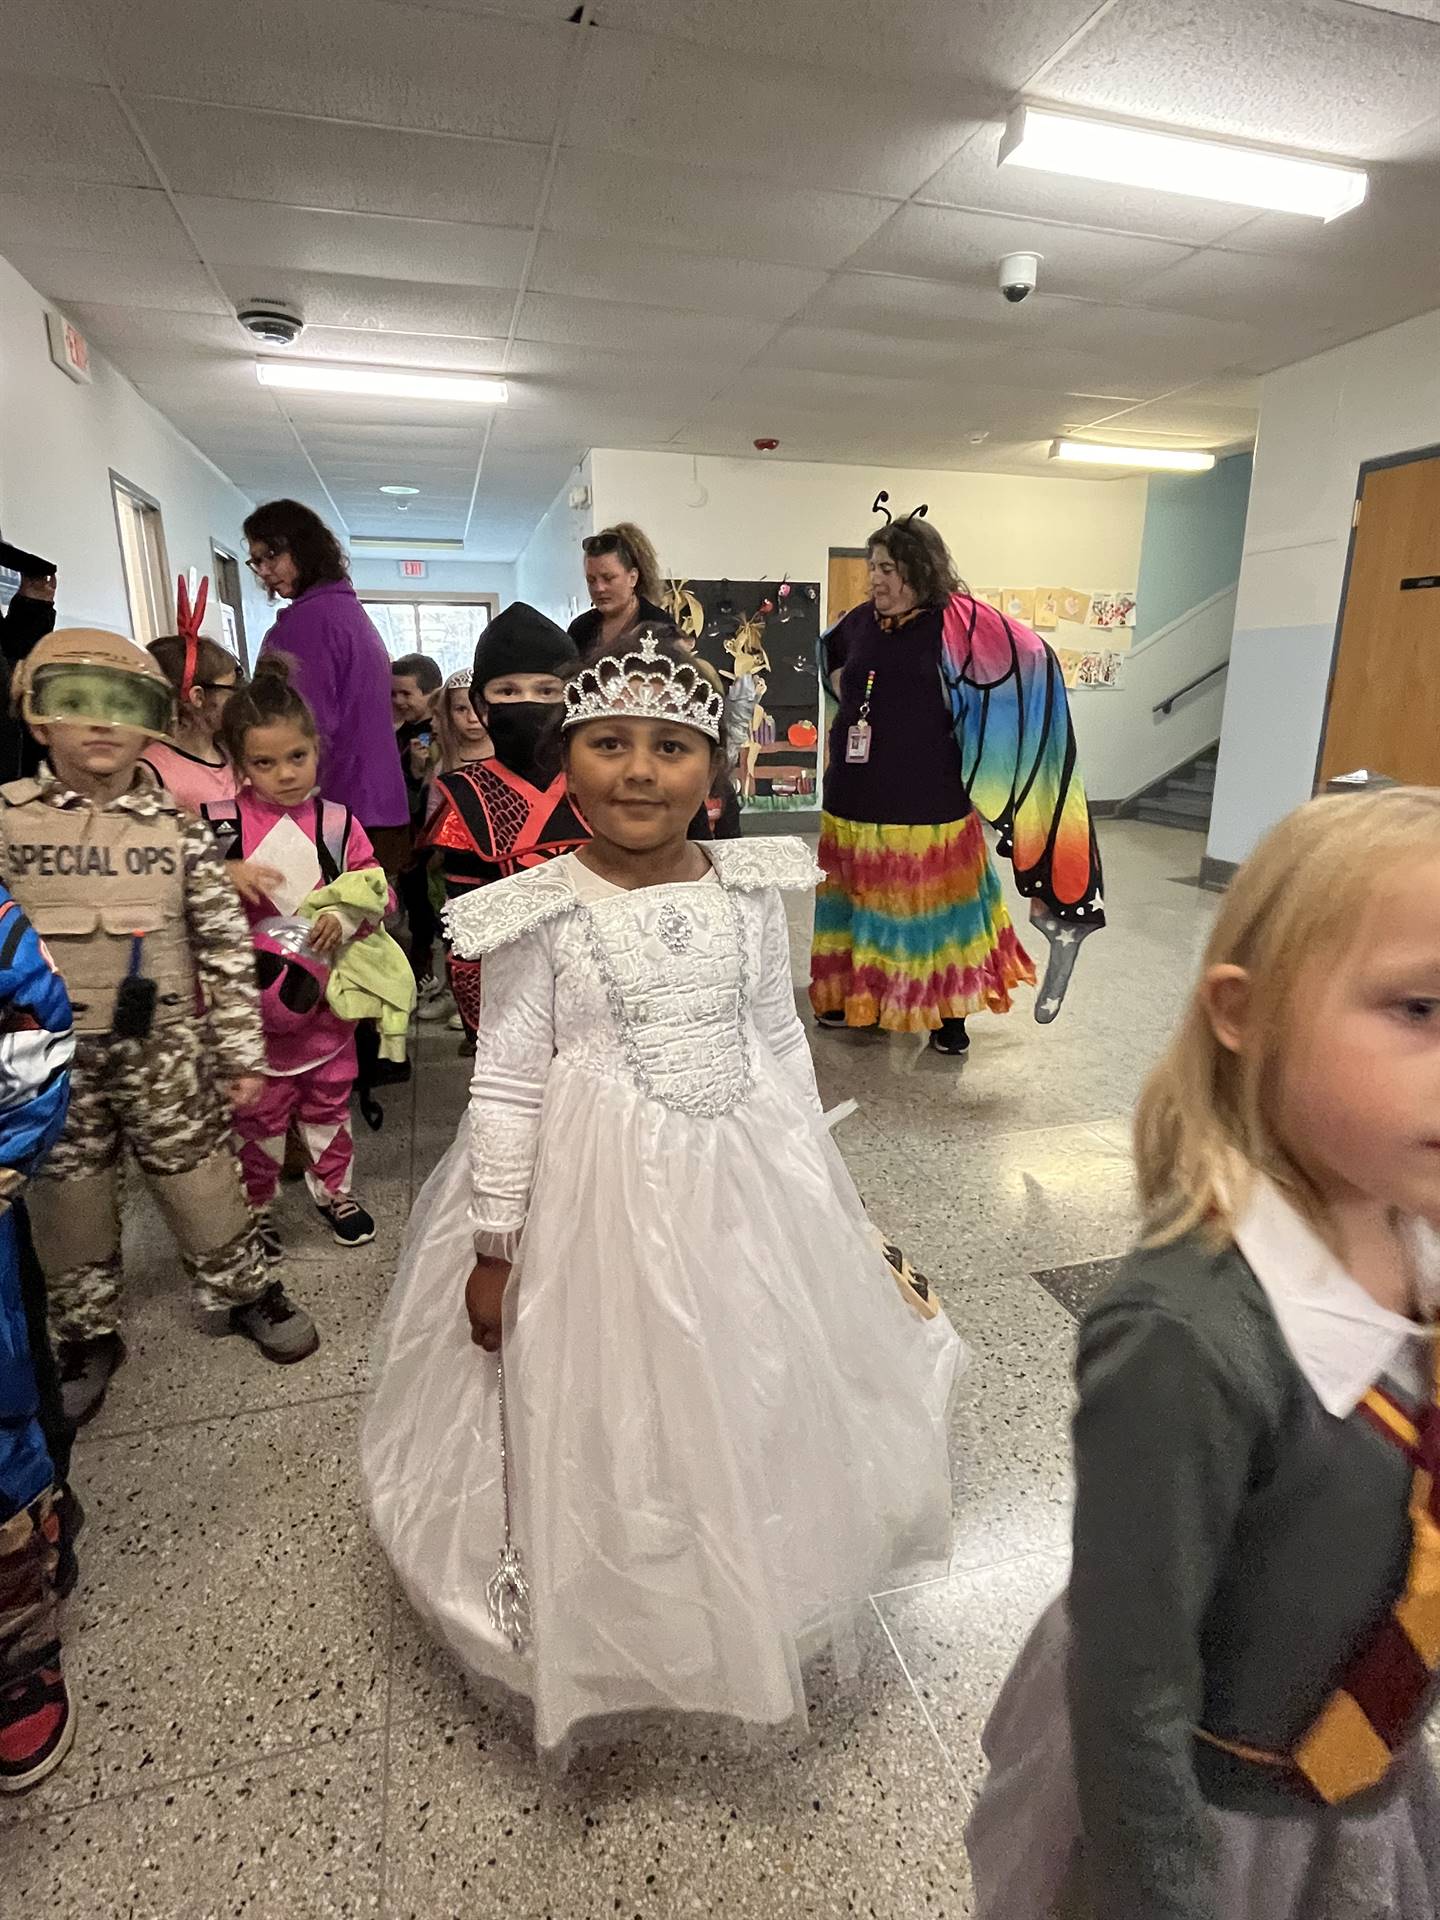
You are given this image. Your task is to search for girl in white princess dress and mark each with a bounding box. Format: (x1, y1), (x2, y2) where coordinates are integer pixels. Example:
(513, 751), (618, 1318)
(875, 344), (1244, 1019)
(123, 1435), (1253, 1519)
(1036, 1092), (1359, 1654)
(361, 633), (961, 1758)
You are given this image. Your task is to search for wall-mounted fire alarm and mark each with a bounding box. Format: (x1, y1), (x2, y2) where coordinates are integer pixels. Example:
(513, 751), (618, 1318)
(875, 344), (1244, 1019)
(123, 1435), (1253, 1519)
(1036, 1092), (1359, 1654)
(753, 438), (779, 452)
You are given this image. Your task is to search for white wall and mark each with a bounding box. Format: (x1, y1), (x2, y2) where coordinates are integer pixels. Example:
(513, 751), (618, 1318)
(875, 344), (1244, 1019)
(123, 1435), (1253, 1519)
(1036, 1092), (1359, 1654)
(0, 252), (267, 645)
(514, 456), (594, 628)
(590, 447), (1154, 800)
(1208, 307), (1440, 867)
(349, 556), (515, 600)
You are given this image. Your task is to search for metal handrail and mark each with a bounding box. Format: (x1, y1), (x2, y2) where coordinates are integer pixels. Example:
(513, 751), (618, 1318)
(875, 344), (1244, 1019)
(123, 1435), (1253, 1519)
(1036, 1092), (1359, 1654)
(1154, 660), (1228, 717)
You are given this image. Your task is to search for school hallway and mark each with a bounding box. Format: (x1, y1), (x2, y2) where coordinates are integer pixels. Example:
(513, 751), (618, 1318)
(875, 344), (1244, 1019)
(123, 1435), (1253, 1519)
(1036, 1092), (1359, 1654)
(5, 818), (1215, 1918)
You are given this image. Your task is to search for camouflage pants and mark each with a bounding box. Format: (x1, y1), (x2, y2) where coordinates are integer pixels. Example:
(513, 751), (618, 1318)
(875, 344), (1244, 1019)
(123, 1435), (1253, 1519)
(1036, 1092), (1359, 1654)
(31, 1024), (266, 1343)
(0, 1484), (60, 1681)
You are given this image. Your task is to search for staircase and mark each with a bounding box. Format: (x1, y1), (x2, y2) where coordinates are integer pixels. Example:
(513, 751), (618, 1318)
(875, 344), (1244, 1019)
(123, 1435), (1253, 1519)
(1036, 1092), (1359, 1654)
(1132, 744), (1218, 832)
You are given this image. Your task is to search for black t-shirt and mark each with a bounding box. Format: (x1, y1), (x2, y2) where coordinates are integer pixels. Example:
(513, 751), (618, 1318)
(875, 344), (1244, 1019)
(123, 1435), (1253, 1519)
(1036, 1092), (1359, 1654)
(821, 602), (968, 827)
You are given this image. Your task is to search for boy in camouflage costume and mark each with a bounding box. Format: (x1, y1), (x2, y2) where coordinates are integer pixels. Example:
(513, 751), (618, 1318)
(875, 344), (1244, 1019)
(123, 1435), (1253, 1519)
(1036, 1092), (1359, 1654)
(0, 629), (319, 1424)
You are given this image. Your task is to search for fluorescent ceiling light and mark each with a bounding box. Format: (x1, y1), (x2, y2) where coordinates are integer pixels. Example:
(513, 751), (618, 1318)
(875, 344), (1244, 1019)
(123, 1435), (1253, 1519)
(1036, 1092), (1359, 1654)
(350, 537), (465, 552)
(1001, 106), (1367, 221)
(256, 363), (507, 403)
(1050, 439), (1217, 473)
(378, 484), (421, 496)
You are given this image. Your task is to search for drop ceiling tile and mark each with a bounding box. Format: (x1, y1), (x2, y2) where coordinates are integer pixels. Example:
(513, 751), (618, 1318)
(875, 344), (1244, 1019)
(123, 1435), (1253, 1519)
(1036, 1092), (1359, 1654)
(1131, 245), (1425, 333)
(920, 119), (1255, 244)
(94, 1), (573, 140)
(1048, 299), (1267, 380)
(1083, 396), (1258, 444)
(0, 180), (194, 258)
(529, 233), (826, 321)
(211, 267), (517, 339)
(63, 306), (247, 359)
(6, 8), (107, 83)
(1342, 1), (1440, 17)
(134, 99), (550, 228)
(756, 325), (1008, 379)
(545, 150), (898, 271)
(800, 271), (1073, 346)
(1040, 0), (1440, 157)
(594, 0), (1108, 86)
(5, 247), (230, 315)
(848, 203), (1194, 298)
(969, 341), (1168, 399)
(0, 81), (152, 188)
(184, 198), (531, 290)
(514, 291), (776, 362)
(566, 32), (980, 197)
(295, 328), (509, 371)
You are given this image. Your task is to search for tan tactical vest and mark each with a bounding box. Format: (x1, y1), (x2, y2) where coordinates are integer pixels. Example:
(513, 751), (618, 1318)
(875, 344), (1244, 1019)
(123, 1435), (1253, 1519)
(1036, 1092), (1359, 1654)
(0, 778), (197, 1034)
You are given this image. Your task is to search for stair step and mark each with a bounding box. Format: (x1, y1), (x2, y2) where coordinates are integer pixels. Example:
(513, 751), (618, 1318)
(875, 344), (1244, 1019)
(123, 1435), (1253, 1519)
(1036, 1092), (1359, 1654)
(1154, 787), (1212, 819)
(1169, 771), (1215, 798)
(1136, 801), (1210, 831)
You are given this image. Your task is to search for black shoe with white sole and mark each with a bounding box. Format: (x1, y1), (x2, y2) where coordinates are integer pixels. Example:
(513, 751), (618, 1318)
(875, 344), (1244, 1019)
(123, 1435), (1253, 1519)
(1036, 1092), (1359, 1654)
(317, 1196), (376, 1248)
(928, 1017), (971, 1058)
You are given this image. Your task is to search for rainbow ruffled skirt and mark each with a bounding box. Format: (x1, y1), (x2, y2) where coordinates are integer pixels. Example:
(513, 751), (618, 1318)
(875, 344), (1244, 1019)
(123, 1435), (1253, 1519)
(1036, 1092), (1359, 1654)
(808, 811), (1035, 1033)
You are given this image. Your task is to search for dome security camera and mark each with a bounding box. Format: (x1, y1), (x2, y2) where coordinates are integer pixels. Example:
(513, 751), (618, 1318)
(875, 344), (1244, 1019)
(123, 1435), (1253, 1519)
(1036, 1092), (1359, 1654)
(236, 297), (305, 347)
(998, 253), (1041, 304)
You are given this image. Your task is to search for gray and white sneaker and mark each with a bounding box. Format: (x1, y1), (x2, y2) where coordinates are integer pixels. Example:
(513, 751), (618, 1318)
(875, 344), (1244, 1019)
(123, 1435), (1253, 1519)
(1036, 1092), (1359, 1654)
(230, 1283), (319, 1363)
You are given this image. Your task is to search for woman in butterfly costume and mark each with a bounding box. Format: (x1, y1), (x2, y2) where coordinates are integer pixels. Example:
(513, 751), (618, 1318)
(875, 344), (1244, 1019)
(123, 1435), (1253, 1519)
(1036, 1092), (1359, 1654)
(810, 498), (1103, 1056)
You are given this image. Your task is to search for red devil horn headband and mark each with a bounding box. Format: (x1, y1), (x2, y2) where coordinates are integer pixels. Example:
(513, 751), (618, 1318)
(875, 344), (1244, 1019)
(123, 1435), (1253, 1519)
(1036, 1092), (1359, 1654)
(175, 574), (210, 698)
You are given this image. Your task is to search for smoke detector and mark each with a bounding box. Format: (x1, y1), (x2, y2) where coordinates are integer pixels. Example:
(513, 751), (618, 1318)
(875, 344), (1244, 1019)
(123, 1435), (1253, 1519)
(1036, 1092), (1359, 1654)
(236, 298), (305, 347)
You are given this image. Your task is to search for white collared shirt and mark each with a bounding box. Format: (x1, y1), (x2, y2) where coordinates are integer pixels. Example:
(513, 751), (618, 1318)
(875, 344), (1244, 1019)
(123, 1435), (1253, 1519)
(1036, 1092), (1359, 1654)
(1234, 1179), (1439, 1418)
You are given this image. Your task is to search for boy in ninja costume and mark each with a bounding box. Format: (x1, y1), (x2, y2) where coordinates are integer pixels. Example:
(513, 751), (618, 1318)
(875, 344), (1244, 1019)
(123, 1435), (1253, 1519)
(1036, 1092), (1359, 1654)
(0, 629), (318, 1425)
(423, 603), (585, 1040)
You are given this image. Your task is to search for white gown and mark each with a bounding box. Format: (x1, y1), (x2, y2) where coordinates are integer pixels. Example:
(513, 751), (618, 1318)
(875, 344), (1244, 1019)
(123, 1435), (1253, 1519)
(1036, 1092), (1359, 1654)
(361, 839), (962, 1756)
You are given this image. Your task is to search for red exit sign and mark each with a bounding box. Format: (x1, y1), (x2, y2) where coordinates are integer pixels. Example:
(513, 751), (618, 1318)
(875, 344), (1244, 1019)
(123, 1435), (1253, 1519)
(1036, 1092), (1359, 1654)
(399, 559), (427, 580)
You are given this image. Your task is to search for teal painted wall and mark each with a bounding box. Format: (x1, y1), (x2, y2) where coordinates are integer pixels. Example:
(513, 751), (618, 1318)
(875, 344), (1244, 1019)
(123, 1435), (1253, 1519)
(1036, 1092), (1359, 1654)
(1134, 451), (1253, 643)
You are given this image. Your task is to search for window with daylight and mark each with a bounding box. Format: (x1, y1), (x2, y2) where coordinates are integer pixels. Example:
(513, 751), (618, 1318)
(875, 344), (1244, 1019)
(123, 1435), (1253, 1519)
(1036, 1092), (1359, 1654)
(361, 596), (496, 679)
(110, 474), (173, 644)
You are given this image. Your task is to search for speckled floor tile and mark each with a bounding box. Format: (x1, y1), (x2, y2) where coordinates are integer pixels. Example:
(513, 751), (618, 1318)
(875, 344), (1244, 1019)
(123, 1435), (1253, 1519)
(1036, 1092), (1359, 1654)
(1032, 1254), (1126, 1322)
(876, 1555), (1070, 1792)
(384, 1617), (972, 1920)
(9, 1395), (391, 1816)
(1, 1730), (383, 1917)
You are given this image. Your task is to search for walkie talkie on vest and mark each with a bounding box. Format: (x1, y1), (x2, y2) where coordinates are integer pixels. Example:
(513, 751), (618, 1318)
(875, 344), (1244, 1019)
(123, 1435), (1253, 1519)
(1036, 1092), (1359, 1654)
(113, 930), (159, 1039)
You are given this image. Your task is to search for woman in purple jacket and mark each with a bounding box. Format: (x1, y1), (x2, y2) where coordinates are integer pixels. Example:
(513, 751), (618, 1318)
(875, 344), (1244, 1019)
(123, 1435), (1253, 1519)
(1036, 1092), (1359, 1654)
(244, 501), (408, 871)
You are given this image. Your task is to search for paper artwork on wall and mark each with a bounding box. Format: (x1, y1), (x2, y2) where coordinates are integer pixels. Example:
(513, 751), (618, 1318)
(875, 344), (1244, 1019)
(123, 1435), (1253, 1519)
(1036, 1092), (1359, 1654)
(975, 588), (1003, 610)
(1058, 589), (1091, 626)
(1057, 649), (1122, 691)
(1033, 589), (1060, 631)
(1088, 591), (1136, 631)
(1002, 588), (1036, 624)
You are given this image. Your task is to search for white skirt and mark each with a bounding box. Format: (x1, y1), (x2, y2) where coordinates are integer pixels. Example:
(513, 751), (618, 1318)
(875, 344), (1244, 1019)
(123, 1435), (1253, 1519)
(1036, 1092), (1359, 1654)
(361, 1054), (962, 1756)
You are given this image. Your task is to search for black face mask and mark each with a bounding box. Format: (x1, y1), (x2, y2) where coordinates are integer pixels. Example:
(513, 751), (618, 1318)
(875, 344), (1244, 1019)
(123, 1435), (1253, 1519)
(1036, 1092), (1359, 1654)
(484, 700), (561, 778)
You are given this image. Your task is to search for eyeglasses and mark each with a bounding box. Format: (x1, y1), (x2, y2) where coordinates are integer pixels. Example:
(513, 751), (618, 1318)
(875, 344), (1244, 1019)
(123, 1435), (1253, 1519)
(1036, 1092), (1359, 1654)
(194, 677), (245, 694)
(245, 545), (287, 576)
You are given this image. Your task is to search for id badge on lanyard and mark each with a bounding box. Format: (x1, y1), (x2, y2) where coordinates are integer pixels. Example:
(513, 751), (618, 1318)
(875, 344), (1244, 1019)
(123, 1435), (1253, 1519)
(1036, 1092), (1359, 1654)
(845, 670), (875, 764)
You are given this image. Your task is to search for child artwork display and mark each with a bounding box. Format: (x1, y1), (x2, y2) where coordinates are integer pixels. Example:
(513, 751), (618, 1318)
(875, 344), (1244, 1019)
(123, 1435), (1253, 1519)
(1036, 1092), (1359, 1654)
(1034, 589), (1060, 632)
(683, 579), (822, 814)
(1057, 649), (1122, 691)
(1058, 588), (1091, 626)
(975, 587), (1003, 610)
(1088, 591), (1137, 632)
(1002, 588), (1036, 625)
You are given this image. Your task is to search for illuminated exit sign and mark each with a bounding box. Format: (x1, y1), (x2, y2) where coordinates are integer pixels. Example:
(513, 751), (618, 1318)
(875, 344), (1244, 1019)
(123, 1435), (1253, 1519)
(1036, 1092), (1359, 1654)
(399, 560), (427, 580)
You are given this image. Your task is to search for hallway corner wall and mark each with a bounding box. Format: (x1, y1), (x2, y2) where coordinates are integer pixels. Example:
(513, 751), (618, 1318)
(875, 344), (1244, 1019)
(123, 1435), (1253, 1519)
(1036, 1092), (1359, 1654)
(514, 456), (594, 627)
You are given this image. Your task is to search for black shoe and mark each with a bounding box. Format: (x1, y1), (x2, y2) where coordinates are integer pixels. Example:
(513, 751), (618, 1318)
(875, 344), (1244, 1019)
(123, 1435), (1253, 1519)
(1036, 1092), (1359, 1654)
(366, 1058), (412, 1088)
(928, 1017), (971, 1058)
(816, 1010), (848, 1029)
(316, 1196), (376, 1248)
(57, 1333), (125, 1427)
(230, 1282), (319, 1363)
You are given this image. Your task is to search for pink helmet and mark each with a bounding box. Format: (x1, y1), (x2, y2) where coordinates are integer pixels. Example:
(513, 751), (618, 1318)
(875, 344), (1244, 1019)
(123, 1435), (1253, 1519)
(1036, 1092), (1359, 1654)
(253, 917), (332, 1038)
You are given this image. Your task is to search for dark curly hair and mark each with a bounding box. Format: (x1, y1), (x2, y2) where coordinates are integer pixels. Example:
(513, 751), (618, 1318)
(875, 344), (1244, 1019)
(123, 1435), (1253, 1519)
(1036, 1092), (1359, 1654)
(219, 652), (317, 766)
(242, 498), (349, 599)
(866, 517), (967, 609)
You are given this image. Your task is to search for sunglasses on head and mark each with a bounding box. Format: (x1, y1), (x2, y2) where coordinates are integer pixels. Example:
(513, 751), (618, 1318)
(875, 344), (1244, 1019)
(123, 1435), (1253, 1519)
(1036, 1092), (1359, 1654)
(582, 535), (633, 562)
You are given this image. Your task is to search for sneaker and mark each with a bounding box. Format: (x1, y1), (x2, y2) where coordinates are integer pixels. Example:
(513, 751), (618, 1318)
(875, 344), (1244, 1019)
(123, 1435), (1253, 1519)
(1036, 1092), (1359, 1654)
(0, 1645), (76, 1793)
(317, 1195), (376, 1248)
(416, 976), (451, 1022)
(57, 1332), (125, 1428)
(447, 1009), (465, 1031)
(255, 1212), (284, 1265)
(928, 1017), (971, 1059)
(230, 1282), (319, 1363)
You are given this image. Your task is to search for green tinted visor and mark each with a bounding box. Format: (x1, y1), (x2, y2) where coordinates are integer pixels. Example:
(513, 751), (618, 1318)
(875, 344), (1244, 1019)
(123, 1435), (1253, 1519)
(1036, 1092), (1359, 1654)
(24, 663), (176, 741)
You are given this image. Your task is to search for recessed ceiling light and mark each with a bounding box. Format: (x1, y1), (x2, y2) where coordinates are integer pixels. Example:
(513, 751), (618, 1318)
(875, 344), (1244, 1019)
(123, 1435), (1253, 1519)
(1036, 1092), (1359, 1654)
(256, 363), (508, 403)
(1001, 106), (1367, 221)
(350, 537), (466, 552)
(1050, 439), (1217, 473)
(378, 484), (421, 496)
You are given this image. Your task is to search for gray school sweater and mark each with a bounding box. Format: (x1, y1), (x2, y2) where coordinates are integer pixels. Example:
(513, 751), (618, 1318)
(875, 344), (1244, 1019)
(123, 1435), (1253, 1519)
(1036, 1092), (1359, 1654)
(1067, 1234), (1425, 1920)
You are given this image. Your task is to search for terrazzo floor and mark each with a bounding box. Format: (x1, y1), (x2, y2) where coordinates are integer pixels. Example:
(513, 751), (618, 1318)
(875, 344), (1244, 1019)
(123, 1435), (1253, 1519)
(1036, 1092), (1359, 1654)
(4, 819), (1218, 1916)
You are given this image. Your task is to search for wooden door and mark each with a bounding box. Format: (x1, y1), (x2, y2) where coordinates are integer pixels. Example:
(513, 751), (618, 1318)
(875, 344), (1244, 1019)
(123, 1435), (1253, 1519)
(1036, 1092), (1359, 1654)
(826, 549), (871, 627)
(1319, 452), (1440, 785)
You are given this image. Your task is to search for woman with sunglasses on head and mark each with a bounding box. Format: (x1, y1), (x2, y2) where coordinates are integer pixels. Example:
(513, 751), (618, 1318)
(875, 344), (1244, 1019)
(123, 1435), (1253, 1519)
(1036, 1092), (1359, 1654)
(243, 500), (408, 876)
(567, 523), (668, 657)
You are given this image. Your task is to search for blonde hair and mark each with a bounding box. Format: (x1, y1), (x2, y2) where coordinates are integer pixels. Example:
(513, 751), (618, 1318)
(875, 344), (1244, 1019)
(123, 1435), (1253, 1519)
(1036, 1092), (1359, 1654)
(1136, 785), (1440, 1248)
(434, 672), (491, 773)
(582, 522), (662, 605)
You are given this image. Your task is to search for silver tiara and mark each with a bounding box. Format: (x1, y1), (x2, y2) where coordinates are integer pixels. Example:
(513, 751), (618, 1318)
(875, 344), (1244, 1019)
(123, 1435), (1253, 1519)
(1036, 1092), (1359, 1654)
(444, 668), (472, 689)
(563, 630), (723, 741)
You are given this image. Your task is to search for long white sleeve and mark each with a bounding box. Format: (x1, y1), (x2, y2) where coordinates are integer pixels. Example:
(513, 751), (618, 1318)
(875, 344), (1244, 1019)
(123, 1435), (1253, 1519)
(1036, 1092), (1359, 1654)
(467, 926), (557, 1254)
(750, 887), (823, 1116)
